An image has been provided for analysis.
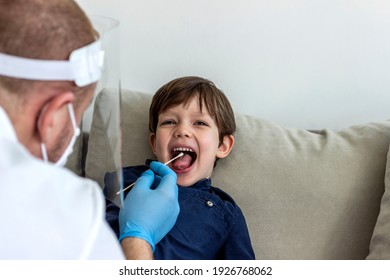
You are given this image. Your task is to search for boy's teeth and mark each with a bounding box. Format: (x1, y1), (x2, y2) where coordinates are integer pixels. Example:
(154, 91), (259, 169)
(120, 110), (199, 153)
(173, 147), (193, 152)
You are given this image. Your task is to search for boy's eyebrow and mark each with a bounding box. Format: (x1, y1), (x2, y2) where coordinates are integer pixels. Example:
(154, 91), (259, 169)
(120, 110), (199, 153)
(158, 112), (175, 118)
(160, 111), (213, 120)
(162, 106), (209, 114)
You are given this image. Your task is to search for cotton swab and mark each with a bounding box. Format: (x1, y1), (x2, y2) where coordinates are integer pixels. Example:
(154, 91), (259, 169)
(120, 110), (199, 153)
(116, 152), (184, 195)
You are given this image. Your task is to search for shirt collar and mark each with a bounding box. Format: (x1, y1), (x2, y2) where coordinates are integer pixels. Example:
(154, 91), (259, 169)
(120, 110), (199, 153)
(180, 178), (212, 191)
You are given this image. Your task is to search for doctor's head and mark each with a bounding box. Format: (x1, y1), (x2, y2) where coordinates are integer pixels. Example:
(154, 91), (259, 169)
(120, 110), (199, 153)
(0, 0), (97, 164)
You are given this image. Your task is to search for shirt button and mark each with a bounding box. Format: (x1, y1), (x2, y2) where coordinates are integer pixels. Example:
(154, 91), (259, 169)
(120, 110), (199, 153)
(206, 200), (214, 207)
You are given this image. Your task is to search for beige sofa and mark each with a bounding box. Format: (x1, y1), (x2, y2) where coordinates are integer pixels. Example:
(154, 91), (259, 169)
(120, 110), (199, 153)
(67, 88), (390, 260)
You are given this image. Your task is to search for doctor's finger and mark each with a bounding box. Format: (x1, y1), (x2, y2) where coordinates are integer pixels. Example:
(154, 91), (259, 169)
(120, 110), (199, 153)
(132, 169), (155, 192)
(150, 161), (177, 178)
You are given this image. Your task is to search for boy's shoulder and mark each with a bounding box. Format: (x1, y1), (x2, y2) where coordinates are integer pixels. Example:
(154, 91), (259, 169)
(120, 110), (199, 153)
(210, 185), (238, 207)
(208, 185), (247, 221)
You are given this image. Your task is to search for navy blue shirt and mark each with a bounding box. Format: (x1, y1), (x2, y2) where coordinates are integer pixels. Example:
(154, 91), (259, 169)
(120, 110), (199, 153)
(105, 164), (255, 260)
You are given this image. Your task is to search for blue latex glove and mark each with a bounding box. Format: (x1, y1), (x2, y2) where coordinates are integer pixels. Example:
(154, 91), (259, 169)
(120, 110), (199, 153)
(118, 161), (180, 251)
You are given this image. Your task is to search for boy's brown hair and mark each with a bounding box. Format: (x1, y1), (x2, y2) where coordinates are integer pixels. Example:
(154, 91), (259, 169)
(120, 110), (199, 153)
(149, 76), (236, 144)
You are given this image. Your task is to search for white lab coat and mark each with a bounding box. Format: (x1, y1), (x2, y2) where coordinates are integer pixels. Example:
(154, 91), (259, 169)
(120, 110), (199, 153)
(0, 106), (124, 259)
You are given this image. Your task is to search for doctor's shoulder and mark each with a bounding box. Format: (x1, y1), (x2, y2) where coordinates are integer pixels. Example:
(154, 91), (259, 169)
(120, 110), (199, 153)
(44, 166), (124, 259)
(0, 153), (121, 259)
(36, 164), (123, 259)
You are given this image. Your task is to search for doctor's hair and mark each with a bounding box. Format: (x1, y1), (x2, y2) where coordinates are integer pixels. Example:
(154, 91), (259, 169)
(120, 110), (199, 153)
(0, 0), (95, 109)
(149, 76), (236, 145)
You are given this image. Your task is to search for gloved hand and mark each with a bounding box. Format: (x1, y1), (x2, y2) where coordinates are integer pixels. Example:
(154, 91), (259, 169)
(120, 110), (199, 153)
(118, 161), (180, 251)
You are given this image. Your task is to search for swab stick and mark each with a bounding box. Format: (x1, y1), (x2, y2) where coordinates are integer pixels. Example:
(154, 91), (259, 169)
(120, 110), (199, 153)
(116, 152), (184, 195)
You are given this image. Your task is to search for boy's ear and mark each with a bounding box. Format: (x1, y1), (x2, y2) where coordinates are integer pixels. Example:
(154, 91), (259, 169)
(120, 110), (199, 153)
(149, 133), (158, 156)
(216, 135), (235, 159)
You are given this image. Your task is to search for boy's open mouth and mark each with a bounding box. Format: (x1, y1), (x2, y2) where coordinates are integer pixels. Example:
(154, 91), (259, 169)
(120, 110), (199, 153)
(171, 147), (197, 170)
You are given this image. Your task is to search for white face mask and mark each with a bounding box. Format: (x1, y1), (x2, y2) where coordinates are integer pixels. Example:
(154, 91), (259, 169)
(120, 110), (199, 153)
(40, 104), (80, 167)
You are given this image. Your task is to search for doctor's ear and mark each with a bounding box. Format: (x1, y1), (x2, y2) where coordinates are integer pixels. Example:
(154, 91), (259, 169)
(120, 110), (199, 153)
(37, 92), (75, 143)
(216, 134), (235, 159)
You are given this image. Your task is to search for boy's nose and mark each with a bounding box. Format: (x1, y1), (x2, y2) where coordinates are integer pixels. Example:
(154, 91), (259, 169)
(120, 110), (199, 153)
(175, 124), (192, 138)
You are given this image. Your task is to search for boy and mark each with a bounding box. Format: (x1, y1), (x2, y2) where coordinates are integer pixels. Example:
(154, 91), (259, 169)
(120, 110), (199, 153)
(105, 76), (255, 259)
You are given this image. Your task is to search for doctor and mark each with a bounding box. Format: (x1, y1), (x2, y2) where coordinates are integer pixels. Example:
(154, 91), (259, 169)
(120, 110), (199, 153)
(0, 0), (179, 259)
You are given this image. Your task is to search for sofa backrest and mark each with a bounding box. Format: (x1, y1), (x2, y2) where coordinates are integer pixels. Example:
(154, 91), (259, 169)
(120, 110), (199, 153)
(79, 88), (390, 259)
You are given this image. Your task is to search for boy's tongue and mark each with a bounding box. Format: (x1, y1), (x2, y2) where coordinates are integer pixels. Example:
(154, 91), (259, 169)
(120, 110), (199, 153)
(172, 153), (192, 170)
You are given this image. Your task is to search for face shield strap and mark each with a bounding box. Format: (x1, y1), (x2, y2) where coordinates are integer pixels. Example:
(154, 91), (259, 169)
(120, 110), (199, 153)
(0, 39), (104, 87)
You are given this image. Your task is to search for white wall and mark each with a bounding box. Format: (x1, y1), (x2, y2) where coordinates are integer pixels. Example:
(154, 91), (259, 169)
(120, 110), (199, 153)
(76, 0), (390, 130)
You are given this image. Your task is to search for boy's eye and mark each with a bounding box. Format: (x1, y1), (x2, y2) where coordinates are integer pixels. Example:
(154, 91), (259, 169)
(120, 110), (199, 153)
(161, 120), (176, 125)
(194, 121), (208, 126)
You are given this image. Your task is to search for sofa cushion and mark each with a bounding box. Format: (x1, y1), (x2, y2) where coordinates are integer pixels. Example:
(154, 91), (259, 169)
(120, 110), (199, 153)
(86, 88), (390, 259)
(214, 115), (390, 259)
(367, 145), (390, 259)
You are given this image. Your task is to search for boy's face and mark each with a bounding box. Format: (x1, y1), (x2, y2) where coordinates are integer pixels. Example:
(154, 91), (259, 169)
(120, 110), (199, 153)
(150, 96), (234, 187)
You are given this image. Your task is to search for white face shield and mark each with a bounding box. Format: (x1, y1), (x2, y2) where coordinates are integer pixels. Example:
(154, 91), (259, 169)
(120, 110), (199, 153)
(88, 16), (124, 207)
(0, 38), (104, 87)
(0, 15), (124, 207)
